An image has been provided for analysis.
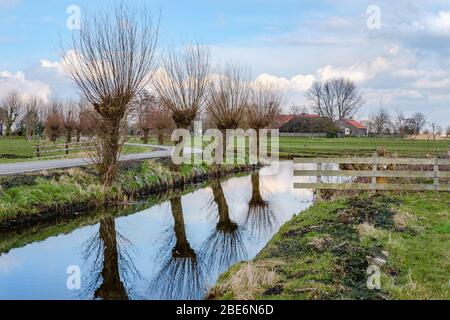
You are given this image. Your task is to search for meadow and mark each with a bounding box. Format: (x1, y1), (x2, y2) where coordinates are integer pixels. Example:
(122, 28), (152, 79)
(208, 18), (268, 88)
(0, 137), (150, 164)
(279, 136), (449, 158)
(0, 136), (449, 164)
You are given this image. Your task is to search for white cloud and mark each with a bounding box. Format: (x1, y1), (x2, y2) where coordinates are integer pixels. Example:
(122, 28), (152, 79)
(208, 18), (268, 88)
(254, 73), (315, 91)
(40, 50), (83, 75)
(254, 55), (391, 97)
(0, 70), (51, 102)
(319, 56), (390, 82)
(317, 65), (365, 82)
(413, 78), (450, 89)
(422, 11), (450, 37)
(40, 59), (65, 73)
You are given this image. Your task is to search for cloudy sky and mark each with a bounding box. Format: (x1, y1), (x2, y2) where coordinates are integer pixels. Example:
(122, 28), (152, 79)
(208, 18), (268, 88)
(1, 0), (450, 125)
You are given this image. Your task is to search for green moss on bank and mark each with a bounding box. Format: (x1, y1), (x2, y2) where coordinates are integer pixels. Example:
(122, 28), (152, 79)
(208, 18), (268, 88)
(210, 192), (450, 300)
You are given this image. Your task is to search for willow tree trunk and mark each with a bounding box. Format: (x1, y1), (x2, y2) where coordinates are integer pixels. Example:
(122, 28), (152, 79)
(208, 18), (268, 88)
(157, 130), (164, 145)
(94, 217), (128, 300)
(170, 197), (196, 259)
(142, 129), (150, 144)
(5, 124), (12, 136)
(99, 120), (121, 187)
(211, 179), (237, 233)
(171, 125), (188, 172)
(66, 130), (72, 143)
(249, 172), (265, 207)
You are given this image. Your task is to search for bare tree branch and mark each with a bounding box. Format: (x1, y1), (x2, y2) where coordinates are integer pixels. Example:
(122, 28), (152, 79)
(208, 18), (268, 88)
(153, 44), (210, 130)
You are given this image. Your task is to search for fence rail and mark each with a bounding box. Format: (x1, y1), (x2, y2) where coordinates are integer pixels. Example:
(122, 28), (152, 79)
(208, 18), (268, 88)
(35, 141), (95, 159)
(294, 157), (450, 192)
(294, 157), (450, 165)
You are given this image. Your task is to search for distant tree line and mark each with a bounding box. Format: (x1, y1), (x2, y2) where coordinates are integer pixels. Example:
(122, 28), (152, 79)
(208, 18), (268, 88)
(367, 106), (447, 140)
(0, 90), (98, 142)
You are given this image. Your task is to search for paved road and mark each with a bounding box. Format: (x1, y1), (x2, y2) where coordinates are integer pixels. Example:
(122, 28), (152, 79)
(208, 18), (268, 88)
(0, 144), (173, 176)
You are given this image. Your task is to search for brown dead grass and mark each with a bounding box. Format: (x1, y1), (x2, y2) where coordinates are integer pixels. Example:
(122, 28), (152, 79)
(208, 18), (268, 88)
(209, 260), (281, 300)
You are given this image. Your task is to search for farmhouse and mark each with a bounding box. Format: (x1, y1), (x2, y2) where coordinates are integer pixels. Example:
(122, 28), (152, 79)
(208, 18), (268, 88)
(334, 118), (368, 137)
(274, 114), (339, 137)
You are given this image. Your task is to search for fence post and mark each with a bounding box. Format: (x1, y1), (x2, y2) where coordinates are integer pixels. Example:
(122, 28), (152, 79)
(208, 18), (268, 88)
(434, 159), (440, 190)
(65, 143), (69, 155)
(316, 162), (322, 200)
(372, 159), (378, 190)
(36, 144), (40, 158)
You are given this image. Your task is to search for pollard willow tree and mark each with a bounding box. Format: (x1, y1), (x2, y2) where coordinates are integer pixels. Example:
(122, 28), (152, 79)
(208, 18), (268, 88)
(206, 64), (251, 155)
(44, 99), (64, 142)
(153, 44), (210, 158)
(62, 3), (159, 186)
(154, 44), (210, 130)
(246, 81), (282, 156)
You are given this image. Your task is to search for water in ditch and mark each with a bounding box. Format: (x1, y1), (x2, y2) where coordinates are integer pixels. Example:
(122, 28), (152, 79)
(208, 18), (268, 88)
(0, 161), (318, 300)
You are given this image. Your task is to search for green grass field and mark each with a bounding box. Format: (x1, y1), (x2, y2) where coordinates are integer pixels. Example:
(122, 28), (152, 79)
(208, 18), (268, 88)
(0, 137), (36, 163)
(1, 136), (449, 164)
(142, 135), (449, 158)
(279, 137), (449, 158)
(0, 137), (151, 164)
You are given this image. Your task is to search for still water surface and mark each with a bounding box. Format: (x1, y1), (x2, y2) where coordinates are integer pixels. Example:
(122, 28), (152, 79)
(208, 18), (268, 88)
(0, 162), (316, 300)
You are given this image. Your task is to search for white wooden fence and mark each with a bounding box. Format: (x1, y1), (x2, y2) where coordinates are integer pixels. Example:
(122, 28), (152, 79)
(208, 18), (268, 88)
(294, 157), (450, 192)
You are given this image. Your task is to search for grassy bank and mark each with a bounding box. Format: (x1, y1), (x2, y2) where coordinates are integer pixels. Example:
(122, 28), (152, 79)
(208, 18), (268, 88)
(210, 192), (450, 300)
(0, 160), (256, 229)
(0, 178), (220, 255)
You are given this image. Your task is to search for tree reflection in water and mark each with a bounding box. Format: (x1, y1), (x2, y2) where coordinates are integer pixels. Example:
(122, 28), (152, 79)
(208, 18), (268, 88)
(200, 179), (247, 282)
(81, 211), (139, 300)
(147, 196), (205, 300)
(245, 172), (278, 242)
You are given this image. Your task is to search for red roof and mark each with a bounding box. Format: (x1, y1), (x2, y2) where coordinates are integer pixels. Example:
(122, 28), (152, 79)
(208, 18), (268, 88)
(273, 115), (295, 129)
(342, 119), (367, 129)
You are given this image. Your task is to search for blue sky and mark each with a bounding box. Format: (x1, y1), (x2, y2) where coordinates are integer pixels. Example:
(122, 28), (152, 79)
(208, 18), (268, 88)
(1, 0), (450, 126)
